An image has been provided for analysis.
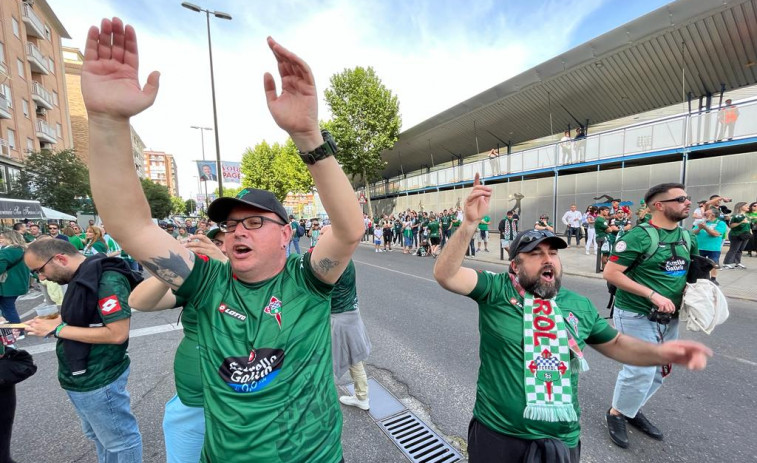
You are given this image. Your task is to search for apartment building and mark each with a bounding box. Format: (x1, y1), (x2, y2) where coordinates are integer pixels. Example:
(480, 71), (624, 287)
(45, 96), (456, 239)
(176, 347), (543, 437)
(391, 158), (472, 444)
(144, 150), (179, 197)
(63, 46), (146, 178)
(0, 0), (73, 195)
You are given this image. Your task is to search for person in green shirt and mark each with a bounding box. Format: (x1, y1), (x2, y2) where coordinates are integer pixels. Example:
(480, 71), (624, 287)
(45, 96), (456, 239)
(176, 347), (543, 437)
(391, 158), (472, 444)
(0, 231), (30, 334)
(745, 202), (757, 257)
(604, 183), (704, 449)
(82, 226), (109, 256)
(595, 206), (618, 267)
(24, 238), (143, 462)
(723, 201), (751, 268)
(476, 215), (491, 252)
(63, 225), (85, 251)
(434, 175), (711, 461)
(12, 223), (34, 243)
(440, 210), (452, 247)
(81, 20), (364, 463)
(427, 214), (442, 256)
(129, 229), (228, 463)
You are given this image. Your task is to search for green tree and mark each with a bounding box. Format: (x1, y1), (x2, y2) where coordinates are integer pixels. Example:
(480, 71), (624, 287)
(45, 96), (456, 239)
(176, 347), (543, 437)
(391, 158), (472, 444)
(239, 139), (313, 202)
(8, 149), (91, 215)
(213, 185), (244, 198)
(184, 199), (197, 216)
(140, 179), (172, 219)
(170, 196), (185, 215)
(323, 66), (401, 214)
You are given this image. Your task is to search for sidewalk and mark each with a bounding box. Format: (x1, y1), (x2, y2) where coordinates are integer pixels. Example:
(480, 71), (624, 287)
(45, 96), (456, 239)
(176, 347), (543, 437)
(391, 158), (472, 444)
(359, 239), (757, 302)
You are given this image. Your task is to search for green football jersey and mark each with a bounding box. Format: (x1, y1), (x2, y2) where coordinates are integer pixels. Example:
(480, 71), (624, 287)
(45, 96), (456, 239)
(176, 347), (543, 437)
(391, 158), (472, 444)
(467, 270), (617, 448)
(172, 294), (203, 407)
(330, 260), (358, 315)
(176, 253), (342, 462)
(57, 271), (132, 392)
(594, 216), (609, 241)
(428, 220), (441, 238)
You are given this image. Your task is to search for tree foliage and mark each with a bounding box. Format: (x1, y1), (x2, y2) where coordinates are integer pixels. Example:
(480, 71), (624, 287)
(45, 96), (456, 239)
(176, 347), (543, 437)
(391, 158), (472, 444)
(140, 179), (172, 219)
(184, 199), (197, 216)
(170, 196), (185, 215)
(213, 185), (244, 198)
(239, 139), (313, 201)
(8, 149), (91, 215)
(323, 66), (401, 186)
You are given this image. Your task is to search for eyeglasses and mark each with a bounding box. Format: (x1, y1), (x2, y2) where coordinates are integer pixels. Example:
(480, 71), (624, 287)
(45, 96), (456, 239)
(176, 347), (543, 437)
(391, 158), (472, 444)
(31, 254), (59, 276)
(218, 215), (287, 232)
(657, 195), (691, 204)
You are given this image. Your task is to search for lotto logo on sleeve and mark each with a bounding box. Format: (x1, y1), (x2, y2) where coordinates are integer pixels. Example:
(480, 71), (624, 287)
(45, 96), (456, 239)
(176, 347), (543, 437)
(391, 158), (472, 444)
(98, 295), (122, 315)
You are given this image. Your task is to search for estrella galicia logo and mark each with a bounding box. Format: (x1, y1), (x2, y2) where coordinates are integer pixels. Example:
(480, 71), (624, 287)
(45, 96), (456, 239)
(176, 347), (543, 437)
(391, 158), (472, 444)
(218, 303), (247, 322)
(219, 348), (284, 393)
(660, 257), (687, 277)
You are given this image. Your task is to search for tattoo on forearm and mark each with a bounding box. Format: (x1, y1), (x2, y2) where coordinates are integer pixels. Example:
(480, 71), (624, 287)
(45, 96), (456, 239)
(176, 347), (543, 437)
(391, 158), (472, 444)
(313, 257), (339, 276)
(141, 251), (194, 289)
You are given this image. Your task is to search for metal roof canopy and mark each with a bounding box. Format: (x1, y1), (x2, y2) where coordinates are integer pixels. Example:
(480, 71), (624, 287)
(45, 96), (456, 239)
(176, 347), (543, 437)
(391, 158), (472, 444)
(382, 0), (757, 178)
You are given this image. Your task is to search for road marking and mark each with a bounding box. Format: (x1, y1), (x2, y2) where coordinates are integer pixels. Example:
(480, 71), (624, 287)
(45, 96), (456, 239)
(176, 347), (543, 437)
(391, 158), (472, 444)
(354, 260), (436, 283)
(20, 322), (184, 355)
(719, 353), (757, 367)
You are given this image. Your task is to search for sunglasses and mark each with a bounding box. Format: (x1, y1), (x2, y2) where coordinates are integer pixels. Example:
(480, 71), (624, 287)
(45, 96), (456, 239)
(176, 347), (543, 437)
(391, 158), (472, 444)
(519, 229), (557, 244)
(657, 195), (691, 204)
(219, 215), (286, 232)
(31, 254), (59, 276)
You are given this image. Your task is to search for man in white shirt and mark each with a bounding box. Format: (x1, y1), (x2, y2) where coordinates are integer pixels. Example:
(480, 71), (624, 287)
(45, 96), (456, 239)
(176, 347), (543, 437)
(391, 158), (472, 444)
(561, 204), (583, 247)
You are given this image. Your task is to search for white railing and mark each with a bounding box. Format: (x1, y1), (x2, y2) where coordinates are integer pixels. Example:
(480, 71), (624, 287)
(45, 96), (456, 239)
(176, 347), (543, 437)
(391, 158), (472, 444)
(36, 119), (56, 139)
(369, 98), (757, 197)
(31, 81), (53, 107)
(22, 3), (45, 38)
(25, 42), (48, 73)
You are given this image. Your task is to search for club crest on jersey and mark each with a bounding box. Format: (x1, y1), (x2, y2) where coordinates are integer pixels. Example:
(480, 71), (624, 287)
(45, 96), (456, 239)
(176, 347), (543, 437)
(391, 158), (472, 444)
(218, 303), (246, 322)
(566, 312), (579, 336)
(264, 296), (283, 328)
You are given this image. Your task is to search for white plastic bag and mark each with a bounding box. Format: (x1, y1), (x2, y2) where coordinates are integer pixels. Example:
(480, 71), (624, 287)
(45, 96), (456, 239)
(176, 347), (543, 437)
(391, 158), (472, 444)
(680, 279), (729, 334)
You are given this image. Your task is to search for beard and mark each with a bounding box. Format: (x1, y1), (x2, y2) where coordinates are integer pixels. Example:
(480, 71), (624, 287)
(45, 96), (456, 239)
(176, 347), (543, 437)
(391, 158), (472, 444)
(663, 206), (689, 222)
(517, 265), (562, 299)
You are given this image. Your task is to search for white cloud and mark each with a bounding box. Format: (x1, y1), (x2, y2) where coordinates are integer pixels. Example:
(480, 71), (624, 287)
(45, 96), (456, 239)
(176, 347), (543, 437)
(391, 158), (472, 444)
(48, 0), (603, 200)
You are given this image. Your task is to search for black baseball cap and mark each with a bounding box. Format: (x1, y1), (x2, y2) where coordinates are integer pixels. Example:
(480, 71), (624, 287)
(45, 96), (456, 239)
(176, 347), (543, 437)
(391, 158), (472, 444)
(207, 188), (288, 225)
(206, 227), (222, 240)
(508, 230), (567, 260)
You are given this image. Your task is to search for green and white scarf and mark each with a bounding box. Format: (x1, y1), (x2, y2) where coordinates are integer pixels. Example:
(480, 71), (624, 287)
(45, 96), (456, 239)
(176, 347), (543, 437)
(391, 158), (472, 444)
(523, 293), (579, 423)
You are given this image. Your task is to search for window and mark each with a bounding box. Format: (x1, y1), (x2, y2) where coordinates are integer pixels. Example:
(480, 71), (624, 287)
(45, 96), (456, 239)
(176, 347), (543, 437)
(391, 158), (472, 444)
(11, 18), (19, 38)
(56, 122), (62, 138)
(2, 85), (12, 109)
(48, 57), (54, 74)
(44, 25), (51, 40)
(0, 42), (5, 64)
(16, 58), (24, 78)
(26, 137), (33, 152)
(52, 90), (58, 106)
(0, 167), (7, 194)
(22, 99), (29, 118)
(7, 167), (20, 191)
(7, 129), (15, 150)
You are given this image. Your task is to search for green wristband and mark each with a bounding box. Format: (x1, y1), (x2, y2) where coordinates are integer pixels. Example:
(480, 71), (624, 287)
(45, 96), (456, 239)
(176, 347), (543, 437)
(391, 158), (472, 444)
(54, 322), (67, 338)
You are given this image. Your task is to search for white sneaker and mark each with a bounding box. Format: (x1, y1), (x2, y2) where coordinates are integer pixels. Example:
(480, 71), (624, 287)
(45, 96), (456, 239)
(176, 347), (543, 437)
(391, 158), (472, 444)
(722, 264), (734, 269)
(736, 263), (747, 269)
(585, 250), (590, 255)
(339, 395), (369, 410)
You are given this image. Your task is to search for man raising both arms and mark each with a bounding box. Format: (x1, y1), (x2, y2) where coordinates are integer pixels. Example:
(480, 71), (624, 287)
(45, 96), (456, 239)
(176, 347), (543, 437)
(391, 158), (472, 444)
(82, 18), (364, 462)
(433, 174), (712, 462)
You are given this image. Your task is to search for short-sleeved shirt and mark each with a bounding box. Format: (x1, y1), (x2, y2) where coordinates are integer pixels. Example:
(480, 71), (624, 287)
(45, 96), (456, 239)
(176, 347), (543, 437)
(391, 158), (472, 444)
(479, 216), (490, 231)
(467, 271), (617, 448)
(175, 253), (341, 463)
(610, 225), (698, 315)
(693, 220), (727, 252)
(594, 216), (609, 241)
(428, 220), (441, 238)
(441, 215), (452, 229)
(57, 271), (132, 392)
(729, 214), (751, 236)
(172, 293), (203, 407)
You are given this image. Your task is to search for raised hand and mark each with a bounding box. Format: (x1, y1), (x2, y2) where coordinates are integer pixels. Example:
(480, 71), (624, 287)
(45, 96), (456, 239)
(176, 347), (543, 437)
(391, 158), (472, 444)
(263, 37), (321, 151)
(463, 173), (492, 224)
(81, 17), (160, 120)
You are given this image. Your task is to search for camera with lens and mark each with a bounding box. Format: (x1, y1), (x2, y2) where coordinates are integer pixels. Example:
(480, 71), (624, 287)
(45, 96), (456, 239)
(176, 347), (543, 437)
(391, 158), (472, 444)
(647, 306), (672, 325)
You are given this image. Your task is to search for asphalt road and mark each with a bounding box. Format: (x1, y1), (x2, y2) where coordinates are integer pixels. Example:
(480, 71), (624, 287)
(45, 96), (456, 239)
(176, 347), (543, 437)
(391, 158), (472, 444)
(7, 243), (755, 463)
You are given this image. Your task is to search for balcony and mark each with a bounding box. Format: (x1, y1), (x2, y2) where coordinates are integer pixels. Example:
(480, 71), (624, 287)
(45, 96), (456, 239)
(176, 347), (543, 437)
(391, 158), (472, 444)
(21, 3), (46, 39)
(36, 119), (56, 144)
(31, 81), (53, 109)
(0, 62), (8, 79)
(26, 43), (48, 74)
(0, 95), (11, 119)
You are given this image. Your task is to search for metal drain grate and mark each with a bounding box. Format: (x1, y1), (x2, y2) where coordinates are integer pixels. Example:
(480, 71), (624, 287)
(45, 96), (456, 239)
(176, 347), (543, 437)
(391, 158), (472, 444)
(378, 411), (462, 463)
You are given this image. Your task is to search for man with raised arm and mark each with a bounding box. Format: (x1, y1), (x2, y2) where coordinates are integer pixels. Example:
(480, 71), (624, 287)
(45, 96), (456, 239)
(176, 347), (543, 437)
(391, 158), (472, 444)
(82, 17), (364, 463)
(433, 174), (712, 462)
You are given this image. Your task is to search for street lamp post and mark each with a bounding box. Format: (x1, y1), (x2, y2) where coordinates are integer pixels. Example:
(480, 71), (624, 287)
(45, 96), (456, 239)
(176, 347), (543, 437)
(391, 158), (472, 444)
(181, 2), (231, 197)
(190, 125), (212, 205)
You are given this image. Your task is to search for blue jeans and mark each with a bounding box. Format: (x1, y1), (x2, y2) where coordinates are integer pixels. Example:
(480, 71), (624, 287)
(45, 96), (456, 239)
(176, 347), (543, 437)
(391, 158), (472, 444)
(611, 308), (679, 418)
(163, 395), (205, 463)
(289, 237), (301, 255)
(0, 296), (20, 324)
(66, 367), (142, 463)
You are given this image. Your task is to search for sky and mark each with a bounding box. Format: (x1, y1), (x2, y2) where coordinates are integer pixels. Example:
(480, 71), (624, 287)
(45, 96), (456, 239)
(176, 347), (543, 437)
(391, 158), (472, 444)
(47, 0), (671, 200)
